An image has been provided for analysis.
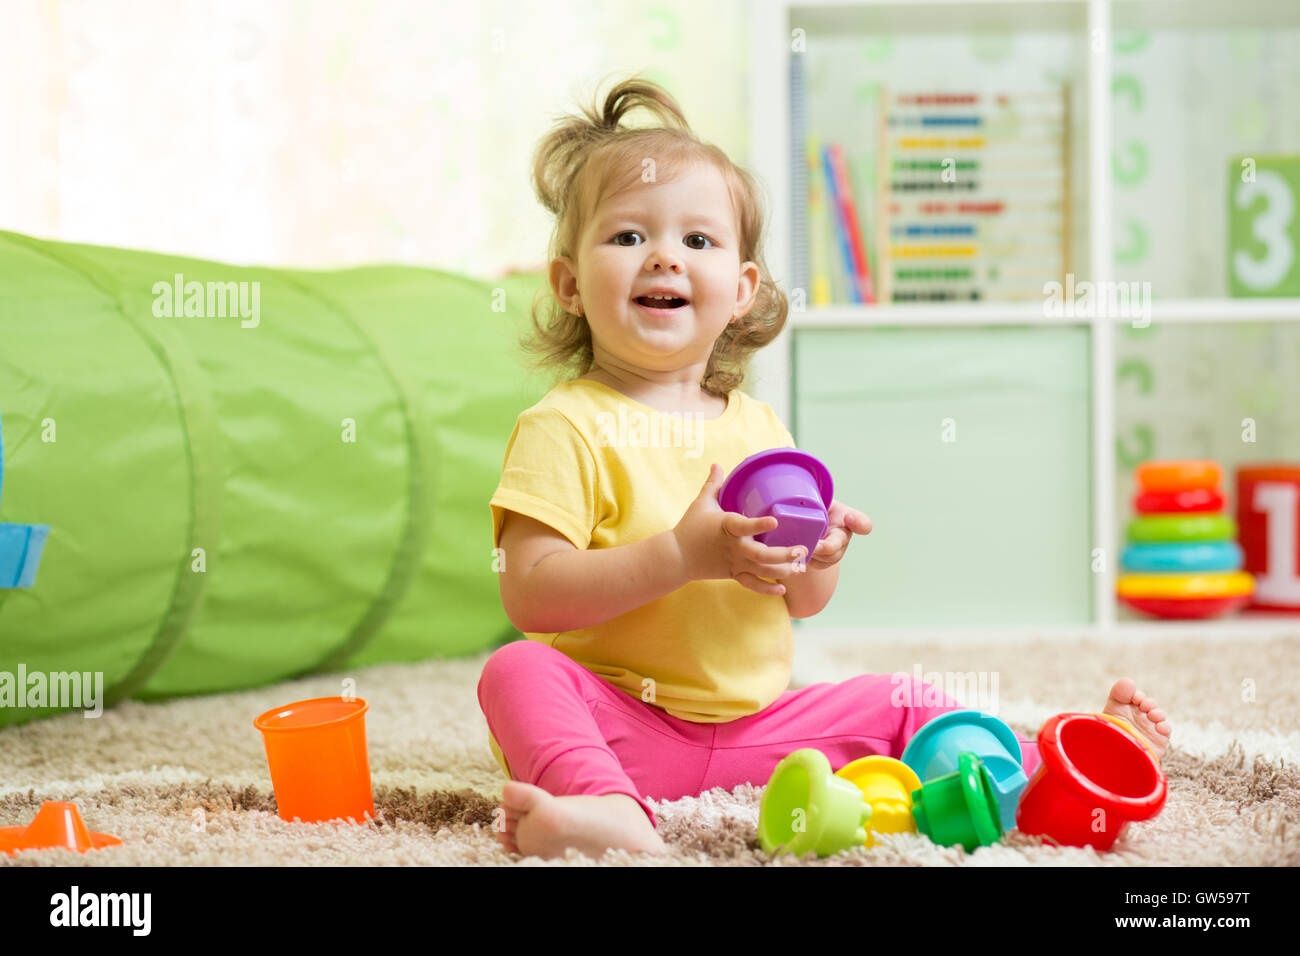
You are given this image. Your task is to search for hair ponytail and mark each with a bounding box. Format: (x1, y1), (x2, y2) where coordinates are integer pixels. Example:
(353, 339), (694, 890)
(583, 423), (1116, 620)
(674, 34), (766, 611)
(588, 77), (690, 134)
(532, 76), (690, 218)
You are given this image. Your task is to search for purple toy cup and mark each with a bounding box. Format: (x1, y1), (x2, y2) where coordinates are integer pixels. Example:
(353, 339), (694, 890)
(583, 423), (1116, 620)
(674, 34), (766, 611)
(718, 448), (833, 559)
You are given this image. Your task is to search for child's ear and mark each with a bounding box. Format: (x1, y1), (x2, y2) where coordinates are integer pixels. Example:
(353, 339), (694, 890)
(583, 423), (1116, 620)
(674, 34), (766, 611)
(735, 260), (761, 315)
(549, 256), (580, 311)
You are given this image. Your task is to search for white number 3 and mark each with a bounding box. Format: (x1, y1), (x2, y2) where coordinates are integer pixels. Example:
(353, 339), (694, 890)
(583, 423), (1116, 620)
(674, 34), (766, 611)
(1234, 170), (1295, 291)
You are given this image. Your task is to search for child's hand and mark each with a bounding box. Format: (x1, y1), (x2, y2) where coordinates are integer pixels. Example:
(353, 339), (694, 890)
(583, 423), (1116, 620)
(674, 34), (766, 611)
(672, 463), (811, 596)
(804, 499), (872, 569)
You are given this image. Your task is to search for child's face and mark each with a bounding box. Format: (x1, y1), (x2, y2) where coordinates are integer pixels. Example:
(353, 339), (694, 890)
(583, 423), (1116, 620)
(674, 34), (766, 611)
(555, 161), (760, 376)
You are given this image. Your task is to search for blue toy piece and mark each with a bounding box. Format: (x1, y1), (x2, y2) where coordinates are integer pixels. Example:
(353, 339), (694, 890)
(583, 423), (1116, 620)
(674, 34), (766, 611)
(1120, 541), (1243, 573)
(0, 523), (49, 587)
(0, 410), (50, 589)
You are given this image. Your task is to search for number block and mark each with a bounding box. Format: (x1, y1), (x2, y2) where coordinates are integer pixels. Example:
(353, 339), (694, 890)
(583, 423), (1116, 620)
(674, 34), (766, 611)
(1229, 155), (1300, 297)
(1236, 465), (1300, 611)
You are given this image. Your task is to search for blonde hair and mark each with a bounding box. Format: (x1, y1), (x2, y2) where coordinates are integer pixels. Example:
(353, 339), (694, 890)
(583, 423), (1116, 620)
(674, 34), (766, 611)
(521, 73), (788, 399)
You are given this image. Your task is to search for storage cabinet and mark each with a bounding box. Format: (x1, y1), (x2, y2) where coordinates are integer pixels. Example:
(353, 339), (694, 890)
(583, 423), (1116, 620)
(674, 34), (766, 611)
(747, 0), (1300, 634)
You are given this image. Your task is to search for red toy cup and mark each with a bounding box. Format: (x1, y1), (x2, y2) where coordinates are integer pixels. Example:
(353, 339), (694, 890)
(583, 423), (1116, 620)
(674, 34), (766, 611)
(254, 697), (375, 824)
(718, 447), (833, 560)
(1016, 713), (1165, 850)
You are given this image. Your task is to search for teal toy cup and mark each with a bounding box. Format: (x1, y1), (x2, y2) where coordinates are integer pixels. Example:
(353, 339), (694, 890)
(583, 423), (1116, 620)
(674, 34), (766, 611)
(911, 752), (1004, 852)
(902, 709), (1027, 832)
(759, 749), (873, 857)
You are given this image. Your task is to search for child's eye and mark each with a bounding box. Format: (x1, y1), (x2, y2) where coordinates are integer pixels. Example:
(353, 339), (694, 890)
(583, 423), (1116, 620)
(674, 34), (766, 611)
(612, 231), (715, 249)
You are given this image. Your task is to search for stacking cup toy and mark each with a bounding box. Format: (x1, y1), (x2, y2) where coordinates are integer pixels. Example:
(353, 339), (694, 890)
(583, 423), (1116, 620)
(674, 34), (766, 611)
(835, 755), (923, 846)
(719, 448), (833, 561)
(0, 801), (122, 856)
(910, 752), (1003, 852)
(1015, 713), (1166, 851)
(254, 696), (375, 824)
(901, 710), (1026, 832)
(759, 749), (872, 857)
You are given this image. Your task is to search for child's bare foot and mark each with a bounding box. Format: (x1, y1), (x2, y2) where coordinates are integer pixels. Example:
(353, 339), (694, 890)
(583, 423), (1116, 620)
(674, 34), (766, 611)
(1101, 677), (1172, 761)
(493, 781), (667, 860)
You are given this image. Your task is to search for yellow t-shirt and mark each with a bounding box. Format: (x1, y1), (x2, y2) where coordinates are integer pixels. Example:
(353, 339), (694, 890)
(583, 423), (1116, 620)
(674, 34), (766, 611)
(489, 377), (797, 723)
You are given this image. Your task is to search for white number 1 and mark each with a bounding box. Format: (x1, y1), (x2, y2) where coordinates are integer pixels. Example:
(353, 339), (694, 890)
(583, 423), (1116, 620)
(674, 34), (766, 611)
(1253, 482), (1300, 604)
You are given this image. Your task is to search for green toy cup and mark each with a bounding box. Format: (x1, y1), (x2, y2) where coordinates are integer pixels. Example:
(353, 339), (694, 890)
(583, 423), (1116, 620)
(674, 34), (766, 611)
(911, 752), (1004, 852)
(759, 749), (873, 857)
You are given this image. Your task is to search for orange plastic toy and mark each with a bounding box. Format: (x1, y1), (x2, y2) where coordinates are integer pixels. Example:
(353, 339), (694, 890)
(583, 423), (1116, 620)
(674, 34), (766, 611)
(1136, 460), (1221, 495)
(254, 696), (375, 824)
(0, 801), (122, 856)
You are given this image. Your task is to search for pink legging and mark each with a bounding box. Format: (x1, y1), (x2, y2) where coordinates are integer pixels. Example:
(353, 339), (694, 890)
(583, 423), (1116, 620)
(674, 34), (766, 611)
(477, 639), (1041, 827)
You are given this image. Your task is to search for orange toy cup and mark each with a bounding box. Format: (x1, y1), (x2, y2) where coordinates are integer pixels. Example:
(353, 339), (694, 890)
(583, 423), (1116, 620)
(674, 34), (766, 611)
(0, 801), (122, 856)
(254, 696), (375, 824)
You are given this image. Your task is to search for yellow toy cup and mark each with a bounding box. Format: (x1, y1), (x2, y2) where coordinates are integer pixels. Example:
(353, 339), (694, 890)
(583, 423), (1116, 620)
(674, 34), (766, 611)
(254, 696), (375, 824)
(836, 755), (923, 846)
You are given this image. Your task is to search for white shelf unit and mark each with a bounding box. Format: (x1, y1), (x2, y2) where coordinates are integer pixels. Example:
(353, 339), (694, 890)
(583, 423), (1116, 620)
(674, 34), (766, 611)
(747, 0), (1300, 636)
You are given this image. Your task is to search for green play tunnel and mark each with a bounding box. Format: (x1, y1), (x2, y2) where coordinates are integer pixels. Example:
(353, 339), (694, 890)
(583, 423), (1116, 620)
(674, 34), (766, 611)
(0, 230), (548, 726)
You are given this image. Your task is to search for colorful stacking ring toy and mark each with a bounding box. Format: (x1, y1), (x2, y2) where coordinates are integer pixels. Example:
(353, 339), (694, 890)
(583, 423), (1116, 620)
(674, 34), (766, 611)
(1136, 460), (1221, 494)
(1120, 541), (1243, 573)
(1126, 514), (1236, 544)
(1117, 571), (1254, 599)
(1134, 488), (1225, 514)
(1120, 459), (1252, 620)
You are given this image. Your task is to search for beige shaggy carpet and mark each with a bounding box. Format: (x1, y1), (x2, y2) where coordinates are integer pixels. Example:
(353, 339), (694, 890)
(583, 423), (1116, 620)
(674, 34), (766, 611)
(2, 631), (1298, 866)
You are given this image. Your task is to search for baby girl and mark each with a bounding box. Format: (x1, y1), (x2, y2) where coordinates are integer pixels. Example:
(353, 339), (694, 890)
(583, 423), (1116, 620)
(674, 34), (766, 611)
(478, 75), (1172, 860)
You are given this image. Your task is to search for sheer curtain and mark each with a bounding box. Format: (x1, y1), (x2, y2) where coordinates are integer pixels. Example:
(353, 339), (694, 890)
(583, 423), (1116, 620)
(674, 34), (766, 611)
(0, 0), (748, 278)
